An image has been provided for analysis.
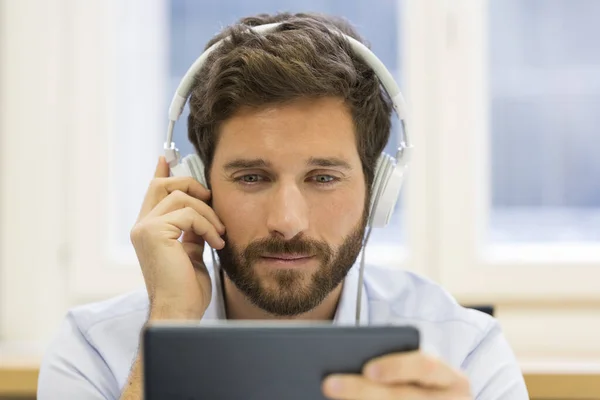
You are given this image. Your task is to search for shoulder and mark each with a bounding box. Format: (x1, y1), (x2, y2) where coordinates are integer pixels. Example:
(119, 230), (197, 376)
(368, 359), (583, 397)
(39, 289), (150, 398)
(363, 265), (492, 327)
(68, 288), (150, 336)
(363, 265), (497, 363)
(68, 288), (149, 373)
(362, 265), (528, 398)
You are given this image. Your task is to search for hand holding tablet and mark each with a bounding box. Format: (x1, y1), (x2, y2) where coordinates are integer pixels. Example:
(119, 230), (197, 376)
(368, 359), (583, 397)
(322, 350), (472, 399)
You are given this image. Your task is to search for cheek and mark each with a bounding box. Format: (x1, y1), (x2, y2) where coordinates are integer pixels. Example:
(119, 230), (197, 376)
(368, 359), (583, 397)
(211, 189), (264, 243)
(311, 186), (366, 241)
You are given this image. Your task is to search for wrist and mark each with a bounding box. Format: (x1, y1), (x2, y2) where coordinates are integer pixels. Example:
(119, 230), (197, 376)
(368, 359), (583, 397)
(149, 299), (206, 321)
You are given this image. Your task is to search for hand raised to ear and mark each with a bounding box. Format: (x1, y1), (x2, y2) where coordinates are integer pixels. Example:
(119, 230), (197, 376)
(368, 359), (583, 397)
(130, 156), (226, 320)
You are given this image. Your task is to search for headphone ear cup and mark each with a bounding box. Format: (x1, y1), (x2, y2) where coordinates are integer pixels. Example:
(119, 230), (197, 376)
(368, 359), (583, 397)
(369, 152), (405, 228)
(182, 154), (207, 188)
(369, 153), (393, 227)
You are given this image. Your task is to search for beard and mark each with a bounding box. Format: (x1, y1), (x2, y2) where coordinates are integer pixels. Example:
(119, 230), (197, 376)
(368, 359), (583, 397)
(216, 210), (368, 317)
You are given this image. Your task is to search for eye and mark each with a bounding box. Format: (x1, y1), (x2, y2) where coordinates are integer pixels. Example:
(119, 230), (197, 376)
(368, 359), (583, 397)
(238, 174), (264, 184)
(311, 175), (338, 185)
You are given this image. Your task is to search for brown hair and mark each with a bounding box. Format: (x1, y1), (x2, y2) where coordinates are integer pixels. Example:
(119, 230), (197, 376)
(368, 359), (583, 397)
(187, 12), (393, 191)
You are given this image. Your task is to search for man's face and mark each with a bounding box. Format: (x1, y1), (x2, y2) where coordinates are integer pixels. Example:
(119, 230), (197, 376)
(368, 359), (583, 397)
(210, 97), (368, 316)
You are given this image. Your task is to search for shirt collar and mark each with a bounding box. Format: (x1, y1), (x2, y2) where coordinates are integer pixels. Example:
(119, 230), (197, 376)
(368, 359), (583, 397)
(201, 262), (369, 325)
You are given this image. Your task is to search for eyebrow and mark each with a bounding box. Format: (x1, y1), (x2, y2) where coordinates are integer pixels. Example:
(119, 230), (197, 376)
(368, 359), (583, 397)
(223, 157), (353, 171)
(307, 157), (353, 170)
(223, 158), (271, 170)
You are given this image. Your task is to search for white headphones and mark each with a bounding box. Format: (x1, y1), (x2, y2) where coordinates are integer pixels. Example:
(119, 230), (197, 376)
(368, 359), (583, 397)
(163, 22), (412, 229)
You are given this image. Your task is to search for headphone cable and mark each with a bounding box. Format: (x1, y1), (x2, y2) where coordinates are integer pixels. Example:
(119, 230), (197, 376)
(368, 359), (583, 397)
(355, 223), (374, 325)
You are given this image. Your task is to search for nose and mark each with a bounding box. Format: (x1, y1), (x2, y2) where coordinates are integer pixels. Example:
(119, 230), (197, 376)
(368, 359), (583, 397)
(265, 181), (309, 240)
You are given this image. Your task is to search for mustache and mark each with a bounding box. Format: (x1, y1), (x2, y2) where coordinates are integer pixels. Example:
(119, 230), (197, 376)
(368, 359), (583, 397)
(234, 235), (334, 263)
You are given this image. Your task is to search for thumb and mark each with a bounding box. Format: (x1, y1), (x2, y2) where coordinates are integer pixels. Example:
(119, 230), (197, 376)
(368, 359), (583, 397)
(154, 156), (171, 178)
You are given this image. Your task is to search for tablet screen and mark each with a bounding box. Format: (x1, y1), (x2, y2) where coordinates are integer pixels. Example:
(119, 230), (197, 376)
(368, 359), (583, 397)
(143, 323), (420, 400)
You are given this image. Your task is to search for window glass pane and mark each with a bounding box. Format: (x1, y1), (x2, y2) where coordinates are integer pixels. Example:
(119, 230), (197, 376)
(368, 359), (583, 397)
(168, 0), (405, 246)
(489, 0), (600, 243)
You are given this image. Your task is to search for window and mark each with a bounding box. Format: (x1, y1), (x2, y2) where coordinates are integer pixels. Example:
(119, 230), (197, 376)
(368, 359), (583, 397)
(489, 0), (600, 245)
(435, 0), (600, 300)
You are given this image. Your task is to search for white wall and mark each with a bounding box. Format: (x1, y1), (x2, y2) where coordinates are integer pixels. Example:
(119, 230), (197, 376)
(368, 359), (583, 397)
(0, 0), (70, 344)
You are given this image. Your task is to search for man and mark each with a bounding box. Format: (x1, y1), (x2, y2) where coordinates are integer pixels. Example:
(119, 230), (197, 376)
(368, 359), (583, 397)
(37, 12), (529, 399)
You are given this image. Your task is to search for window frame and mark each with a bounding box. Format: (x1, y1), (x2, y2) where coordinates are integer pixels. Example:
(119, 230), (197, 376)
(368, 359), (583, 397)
(433, 0), (600, 304)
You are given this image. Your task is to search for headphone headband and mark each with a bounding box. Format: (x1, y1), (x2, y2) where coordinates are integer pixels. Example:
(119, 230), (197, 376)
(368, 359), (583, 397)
(165, 22), (410, 155)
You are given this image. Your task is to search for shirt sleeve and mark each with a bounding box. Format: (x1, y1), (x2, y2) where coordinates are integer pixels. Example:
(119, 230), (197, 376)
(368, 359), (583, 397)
(462, 321), (530, 399)
(37, 314), (122, 400)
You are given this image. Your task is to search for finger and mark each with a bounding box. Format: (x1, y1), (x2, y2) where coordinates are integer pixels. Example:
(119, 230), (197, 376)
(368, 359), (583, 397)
(362, 351), (459, 388)
(160, 207), (225, 250)
(322, 375), (390, 400)
(154, 156), (170, 178)
(138, 176), (211, 222)
(146, 190), (225, 234)
(323, 374), (458, 400)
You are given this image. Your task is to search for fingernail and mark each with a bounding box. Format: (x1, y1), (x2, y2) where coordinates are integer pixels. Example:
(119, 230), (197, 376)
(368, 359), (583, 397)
(325, 375), (343, 393)
(365, 364), (380, 380)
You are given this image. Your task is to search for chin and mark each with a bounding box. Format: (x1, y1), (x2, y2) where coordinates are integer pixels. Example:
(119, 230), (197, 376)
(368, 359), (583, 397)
(260, 266), (314, 290)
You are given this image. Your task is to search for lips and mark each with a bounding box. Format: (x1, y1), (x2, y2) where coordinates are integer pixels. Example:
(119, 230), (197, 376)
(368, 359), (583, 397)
(262, 254), (313, 261)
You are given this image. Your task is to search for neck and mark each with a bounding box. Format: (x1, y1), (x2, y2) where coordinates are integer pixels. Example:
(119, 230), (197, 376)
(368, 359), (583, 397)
(221, 271), (344, 321)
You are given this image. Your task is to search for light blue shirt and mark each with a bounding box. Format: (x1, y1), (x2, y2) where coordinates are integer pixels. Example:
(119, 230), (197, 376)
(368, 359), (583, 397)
(37, 263), (529, 399)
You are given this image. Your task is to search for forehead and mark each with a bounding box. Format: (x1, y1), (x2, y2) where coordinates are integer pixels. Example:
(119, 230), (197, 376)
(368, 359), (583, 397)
(213, 97), (360, 164)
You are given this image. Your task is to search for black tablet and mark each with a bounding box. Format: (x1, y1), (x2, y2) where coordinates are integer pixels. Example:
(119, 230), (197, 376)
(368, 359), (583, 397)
(143, 322), (420, 400)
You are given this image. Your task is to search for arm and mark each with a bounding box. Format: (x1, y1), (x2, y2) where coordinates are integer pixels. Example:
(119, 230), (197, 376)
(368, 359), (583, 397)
(120, 157), (220, 398)
(43, 157), (217, 400)
(119, 307), (203, 400)
(119, 356), (143, 400)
